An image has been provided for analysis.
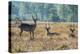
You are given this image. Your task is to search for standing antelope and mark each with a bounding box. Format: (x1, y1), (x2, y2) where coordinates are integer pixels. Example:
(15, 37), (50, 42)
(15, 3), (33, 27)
(17, 15), (37, 40)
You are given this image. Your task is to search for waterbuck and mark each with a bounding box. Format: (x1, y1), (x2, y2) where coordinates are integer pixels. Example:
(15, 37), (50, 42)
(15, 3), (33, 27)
(17, 15), (38, 40)
(68, 24), (77, 38)
(45, 26), (60, 39)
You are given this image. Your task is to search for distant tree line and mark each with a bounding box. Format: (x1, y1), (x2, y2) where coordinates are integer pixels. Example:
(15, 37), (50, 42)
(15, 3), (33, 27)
(10, 1), (78, 22)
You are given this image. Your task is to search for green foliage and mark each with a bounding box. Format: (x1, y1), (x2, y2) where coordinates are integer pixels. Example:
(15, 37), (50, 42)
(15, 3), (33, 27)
(11, 1), (78, 22)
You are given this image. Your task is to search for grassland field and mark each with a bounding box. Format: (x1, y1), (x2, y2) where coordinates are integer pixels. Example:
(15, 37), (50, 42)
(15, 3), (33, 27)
(10, 22), (78, 52)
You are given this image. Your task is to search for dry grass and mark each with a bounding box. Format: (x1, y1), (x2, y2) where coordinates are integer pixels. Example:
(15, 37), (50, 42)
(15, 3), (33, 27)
(9, 22), (78, 52)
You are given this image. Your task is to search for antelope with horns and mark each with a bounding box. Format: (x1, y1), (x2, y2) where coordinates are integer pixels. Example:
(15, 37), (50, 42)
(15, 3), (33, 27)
(16, 15), (38, 40)
(45, 26), (60, 39)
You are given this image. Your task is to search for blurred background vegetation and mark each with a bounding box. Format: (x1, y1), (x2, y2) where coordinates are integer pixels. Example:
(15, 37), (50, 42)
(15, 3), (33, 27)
(9, 1), (78, 22)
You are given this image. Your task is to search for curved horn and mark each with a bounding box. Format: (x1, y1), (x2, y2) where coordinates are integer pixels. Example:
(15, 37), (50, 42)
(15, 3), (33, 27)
(36, 14), (38, 20)
(32, 15), (35, 20)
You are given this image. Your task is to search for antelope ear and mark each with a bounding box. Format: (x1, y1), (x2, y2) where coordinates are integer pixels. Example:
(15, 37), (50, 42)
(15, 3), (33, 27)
(45, 24), (47, 28)
(45, 27), (47, 29)
(48, 26), (50, 29)
(36, 14), (38, 20)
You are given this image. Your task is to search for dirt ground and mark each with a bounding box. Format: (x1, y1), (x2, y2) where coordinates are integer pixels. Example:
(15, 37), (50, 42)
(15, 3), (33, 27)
(9, 22), (78, 52)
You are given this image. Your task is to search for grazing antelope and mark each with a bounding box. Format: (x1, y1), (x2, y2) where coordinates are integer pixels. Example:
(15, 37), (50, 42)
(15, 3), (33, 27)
(45, 26), (60, 39)
(17, 15), (38, 40)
